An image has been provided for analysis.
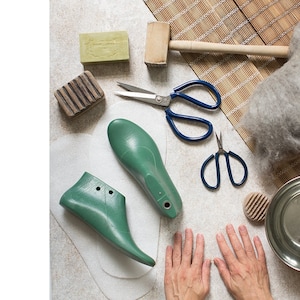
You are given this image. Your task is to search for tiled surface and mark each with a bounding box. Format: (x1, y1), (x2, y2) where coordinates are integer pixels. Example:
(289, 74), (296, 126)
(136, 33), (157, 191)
(50, 0), (300, 299)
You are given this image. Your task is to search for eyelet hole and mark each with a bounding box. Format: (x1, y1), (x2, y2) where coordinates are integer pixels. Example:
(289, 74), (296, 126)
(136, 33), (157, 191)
(163, 201), (171, 209)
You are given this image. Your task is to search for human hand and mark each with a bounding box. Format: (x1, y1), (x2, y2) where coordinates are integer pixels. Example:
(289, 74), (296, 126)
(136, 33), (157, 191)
(214, 224), (272, 300)
(164, 228), (211, 300)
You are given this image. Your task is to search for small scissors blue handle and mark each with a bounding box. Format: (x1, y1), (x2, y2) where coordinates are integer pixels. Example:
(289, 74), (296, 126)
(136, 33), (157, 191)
(200, 133), (248, 190)
(115, 80), (221, 142)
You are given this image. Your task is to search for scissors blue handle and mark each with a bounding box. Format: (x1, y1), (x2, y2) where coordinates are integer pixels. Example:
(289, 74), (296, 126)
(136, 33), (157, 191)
(166, 79), (221, 141)
(170, 79), (221, 109)
(165, 108), (213, 141)
(200, 150), (248, 190)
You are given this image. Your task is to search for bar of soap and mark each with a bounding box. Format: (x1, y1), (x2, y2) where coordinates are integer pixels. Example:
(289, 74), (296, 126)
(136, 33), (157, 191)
(54, 71), (105, 117)
(79, 31), (129, 64)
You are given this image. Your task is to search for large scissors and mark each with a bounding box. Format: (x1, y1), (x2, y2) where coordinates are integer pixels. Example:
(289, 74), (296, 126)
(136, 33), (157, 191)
(200, 133), (248, 190)
(115, 80), (221, 141)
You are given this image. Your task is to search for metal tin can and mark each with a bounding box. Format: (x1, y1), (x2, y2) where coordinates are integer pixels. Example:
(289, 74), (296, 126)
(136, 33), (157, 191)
(265, 176), (300, 271)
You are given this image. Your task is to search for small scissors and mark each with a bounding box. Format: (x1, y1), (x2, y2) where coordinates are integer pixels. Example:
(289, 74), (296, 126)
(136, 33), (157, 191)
(115, 80), (221, 141)
(200, 133), (248, 190)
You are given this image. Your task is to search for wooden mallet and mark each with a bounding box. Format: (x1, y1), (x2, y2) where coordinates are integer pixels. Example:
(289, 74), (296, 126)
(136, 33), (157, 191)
(144, 22), (289, 67)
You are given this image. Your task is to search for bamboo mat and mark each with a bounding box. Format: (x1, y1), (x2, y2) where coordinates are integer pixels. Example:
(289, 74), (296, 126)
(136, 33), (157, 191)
(143, 0), (300, 187)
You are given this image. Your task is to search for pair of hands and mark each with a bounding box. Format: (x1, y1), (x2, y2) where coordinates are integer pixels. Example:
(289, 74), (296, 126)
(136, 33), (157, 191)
(164, 224), (273, 300)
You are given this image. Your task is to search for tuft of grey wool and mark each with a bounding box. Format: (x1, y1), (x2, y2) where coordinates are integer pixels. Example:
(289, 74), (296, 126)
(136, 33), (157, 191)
(240, 22), (300, 173)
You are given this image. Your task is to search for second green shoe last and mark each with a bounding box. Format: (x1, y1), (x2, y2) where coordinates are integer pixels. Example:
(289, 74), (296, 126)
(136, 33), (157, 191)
(107, 118), (182, 218)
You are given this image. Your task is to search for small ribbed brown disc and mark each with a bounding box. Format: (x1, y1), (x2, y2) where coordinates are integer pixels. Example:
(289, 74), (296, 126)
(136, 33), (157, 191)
(243, 192), (270, 223)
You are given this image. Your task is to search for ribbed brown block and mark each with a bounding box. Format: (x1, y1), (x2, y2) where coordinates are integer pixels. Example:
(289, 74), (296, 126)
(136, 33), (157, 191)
(243, 192), (270, 223)
(54, 71), (105, 117)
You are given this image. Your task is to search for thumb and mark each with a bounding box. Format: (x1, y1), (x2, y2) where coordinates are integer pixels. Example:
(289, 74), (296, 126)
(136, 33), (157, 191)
(214, 257), (231, 287)
(201, 259), (211, 289)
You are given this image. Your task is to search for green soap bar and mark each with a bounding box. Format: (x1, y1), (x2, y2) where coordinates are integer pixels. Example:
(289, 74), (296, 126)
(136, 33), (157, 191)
(79, 31), (129, 64)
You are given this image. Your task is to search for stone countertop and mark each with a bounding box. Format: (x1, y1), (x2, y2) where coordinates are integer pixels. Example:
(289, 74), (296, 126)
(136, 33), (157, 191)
(50, 0), (300, 299)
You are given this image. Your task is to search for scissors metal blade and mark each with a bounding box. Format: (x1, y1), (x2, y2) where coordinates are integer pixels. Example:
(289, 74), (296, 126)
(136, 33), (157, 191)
(114, 91), (158, 104)
(117, 82), (155, 94)
(115, 91), (171, 106)
(215, 133), (224, 152)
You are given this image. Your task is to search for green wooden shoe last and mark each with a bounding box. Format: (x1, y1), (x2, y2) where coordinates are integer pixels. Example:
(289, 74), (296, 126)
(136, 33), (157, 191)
(60, 172), (155, 267)
(107, 118), (182, 218)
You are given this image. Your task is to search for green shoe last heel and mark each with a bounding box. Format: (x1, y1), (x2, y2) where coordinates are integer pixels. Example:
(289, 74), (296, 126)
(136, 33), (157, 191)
(107, 118), (182, 218)
(60, 172), (155, 267)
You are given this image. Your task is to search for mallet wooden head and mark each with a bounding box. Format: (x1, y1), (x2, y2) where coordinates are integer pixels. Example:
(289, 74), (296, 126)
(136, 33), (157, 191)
(144, 21), (289, 67)
(144, 22), (170, 67)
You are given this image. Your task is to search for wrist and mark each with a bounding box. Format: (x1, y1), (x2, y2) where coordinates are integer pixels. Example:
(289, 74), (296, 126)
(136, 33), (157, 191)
(235, 291), (272, 300)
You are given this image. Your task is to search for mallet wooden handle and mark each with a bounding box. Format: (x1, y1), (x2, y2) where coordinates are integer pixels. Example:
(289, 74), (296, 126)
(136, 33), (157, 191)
(169, 40), (289, 58)
(144, 22), (290, 67)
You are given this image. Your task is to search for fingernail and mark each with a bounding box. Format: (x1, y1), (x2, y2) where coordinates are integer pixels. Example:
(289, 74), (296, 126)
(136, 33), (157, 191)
(254, 235), (260, 242)
(227, 224), (234, 230)
(216, 232), (222, 240)
(185, 228), (192, 234)
(185, 228), (193, 239)
(239, 224), (247, 232)
(206, 259), (212, 267)
(203, 259), (212, 266)
(174, 231), (182, 239)
(197, 233), (203, 239)
(166, 245), (173, 251)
